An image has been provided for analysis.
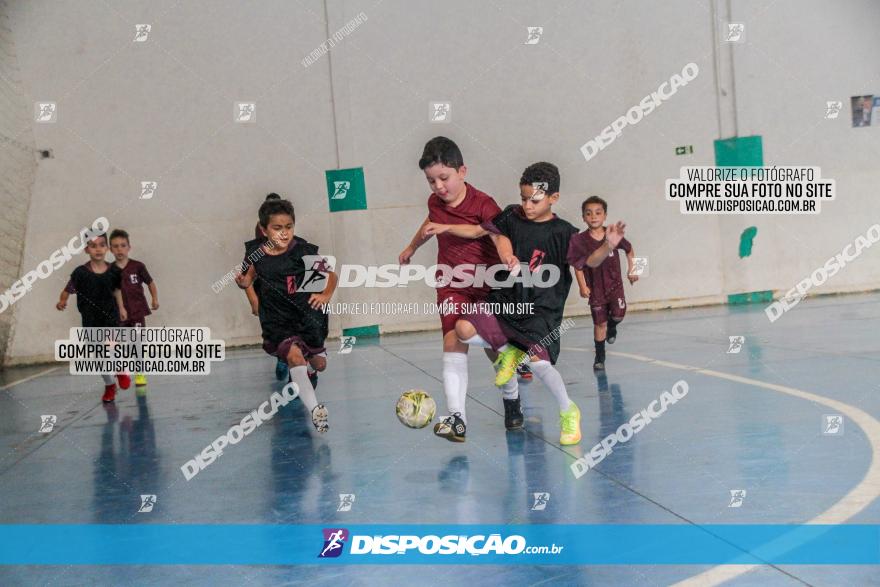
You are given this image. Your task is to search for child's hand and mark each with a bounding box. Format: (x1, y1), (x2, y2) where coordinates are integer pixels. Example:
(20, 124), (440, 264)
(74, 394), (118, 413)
(250, 301), (259, 316)
(606, 221), (626, 248)
(308, 292), (330, 310)
(502, 254), (520, 273)
(56, 300), (66, 311)
(628, 274), (639, 285)
(579, 287), (591, 299)
(422, 223), (449, 238)
(119, 307), (128, 322)
(151, 299), (159, 310)
(398, 246), (415, 265)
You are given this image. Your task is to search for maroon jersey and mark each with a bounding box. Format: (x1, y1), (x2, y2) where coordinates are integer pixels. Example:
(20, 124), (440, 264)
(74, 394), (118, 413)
(427, 183), (501, 296)
(567, 230), (632, 304)
(117, 259), (153, 320)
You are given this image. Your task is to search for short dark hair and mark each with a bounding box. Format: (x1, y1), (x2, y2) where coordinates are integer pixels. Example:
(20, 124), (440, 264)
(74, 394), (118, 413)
(258, 198), (295, 227)
(419, 136), (464, 170)
(520, 162), (560, 195)
(582, 195), (607, 214)
(265, 192), (281, 201)
(109, 229), (129, 244)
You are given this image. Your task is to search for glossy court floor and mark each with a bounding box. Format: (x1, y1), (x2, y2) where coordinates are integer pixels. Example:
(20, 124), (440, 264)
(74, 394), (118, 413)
(1, 293), (878, 586)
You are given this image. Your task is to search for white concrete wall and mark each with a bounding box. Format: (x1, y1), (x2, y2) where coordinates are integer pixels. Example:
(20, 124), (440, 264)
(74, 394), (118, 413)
(2, 0), (878, 364)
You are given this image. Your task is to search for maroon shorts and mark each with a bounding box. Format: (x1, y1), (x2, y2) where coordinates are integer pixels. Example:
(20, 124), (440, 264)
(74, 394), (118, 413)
(590, 294), (627, 325)
(263, 336), (327, 361)
(461, 303), (551, 362)
(121, 317), (146, 328)
(437, 288), (488, 335)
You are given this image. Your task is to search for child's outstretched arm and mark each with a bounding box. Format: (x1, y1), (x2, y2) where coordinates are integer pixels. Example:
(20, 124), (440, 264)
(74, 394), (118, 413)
(489, 234), (519, 272)
(148, 281), (159, 310)
(244, 285), (259, 315)
(114, 289), (128, 322)
(626, 247), (638, 285)
(586, 221), (627, 268)
(399, 217), (432, 264)
(422, 222), (488, 240)
(309, 271), (338, 310)
(56, 290), (69, 311)
(235, 263), (257, 289)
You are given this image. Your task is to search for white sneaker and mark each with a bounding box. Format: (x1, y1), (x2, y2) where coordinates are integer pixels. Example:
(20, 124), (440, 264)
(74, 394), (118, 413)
(311, 404), (329, 433)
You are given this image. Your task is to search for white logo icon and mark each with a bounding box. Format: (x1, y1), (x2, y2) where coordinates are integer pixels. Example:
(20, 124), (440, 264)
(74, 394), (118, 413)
(725, 23), (745, 42)
(618, 298), (625, 309)
(236, 102), (256, 123)
(337, 493), (356, 512)
(339, 336), (356, 354)
(300, 255), (336, 293)
(430, 102), (451, 123)
(134, 24), (151, 42)
(728, 489), (746, 508)
(630, 257), (649, 277)
(531, 492), (550, 511)
(524, 27), (543, 44)
(140, 181), (157, 200)
(138, 494), (157, 513)
(823, 414), (844, 435)
(35, 102), (57, 123)
(39, 415), (57, 433)
(824, 101), (842, 119)
(331, 181), (350, 200)
(727, 336), (745, 354)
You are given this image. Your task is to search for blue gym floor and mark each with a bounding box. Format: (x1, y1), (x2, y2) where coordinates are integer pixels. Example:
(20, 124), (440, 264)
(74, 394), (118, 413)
(1, 293), (878, 586)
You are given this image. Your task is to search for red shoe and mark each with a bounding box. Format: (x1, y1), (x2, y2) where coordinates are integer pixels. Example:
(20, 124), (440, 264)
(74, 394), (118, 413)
(102, 384), (117, 403)
(116, 373), (131, 390)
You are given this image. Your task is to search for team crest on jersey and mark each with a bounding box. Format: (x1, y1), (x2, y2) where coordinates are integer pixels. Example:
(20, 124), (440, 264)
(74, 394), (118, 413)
(529, 249), (546, 272)
(129, 274), (138, 284)
(286, 275), (297, 294)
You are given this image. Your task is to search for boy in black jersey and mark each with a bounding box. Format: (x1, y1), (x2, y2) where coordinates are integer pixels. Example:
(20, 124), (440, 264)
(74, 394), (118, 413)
(424, 162), (583, 445)
(56, 233), (131, 402)
(235, 198), (337, 432)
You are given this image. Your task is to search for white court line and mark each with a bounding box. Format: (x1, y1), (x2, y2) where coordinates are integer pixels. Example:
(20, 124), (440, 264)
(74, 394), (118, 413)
(564, 347), (880, 586)
(0, 366), (59, 391)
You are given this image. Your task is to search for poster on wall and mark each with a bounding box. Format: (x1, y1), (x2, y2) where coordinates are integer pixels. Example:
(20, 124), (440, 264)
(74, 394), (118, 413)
(850, 95), (874, 127)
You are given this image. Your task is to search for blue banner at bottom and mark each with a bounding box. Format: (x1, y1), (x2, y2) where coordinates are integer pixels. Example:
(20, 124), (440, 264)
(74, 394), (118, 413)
(0, 524), (877, 565)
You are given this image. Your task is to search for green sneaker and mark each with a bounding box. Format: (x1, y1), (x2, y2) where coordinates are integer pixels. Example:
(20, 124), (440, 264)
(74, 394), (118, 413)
(559, 401), (581, 446)
(494, 346), (527, 387)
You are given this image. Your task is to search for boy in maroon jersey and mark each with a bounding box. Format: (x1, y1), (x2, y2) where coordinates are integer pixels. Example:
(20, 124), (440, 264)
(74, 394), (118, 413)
(566, 196), (637, 371)
(109, 229), (159, 386)
(398, 136), (522, 441)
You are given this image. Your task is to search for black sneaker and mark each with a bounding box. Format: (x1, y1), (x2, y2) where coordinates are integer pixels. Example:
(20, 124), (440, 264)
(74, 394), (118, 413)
(433, 413), (466, 442)
(503, 397), (524, 430)
(607, 322), (618, 344)
(593, 352), (606, 371)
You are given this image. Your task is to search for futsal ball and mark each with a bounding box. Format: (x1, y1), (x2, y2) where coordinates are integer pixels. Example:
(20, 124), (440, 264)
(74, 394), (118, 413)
(396, 390), (436, 429)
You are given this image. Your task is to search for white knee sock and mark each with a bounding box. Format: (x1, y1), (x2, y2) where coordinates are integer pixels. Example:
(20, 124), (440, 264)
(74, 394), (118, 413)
(530, 360), (571, 411)
(442, 352), (468, 423)
(290, 365), (318, 413)
(101, 374), (114, 385)
(492, 360), (519, 399)
(460, 334), (490, 349)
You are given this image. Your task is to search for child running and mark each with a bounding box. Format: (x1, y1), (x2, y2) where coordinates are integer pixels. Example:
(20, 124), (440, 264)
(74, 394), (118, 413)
(398, 136), (521, 442)
(109, 229), (159, 387)
(56, 233), (131, 402)
(235, 197), (336, 432)
(567, 196), (636, 370)
(424, 162), (582, 445)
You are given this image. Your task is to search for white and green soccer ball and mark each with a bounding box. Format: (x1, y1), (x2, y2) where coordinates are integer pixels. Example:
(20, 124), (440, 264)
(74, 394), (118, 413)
(396, 390), (436, 429)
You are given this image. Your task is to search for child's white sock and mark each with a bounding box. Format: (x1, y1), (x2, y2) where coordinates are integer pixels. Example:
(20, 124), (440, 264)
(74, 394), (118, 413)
(530, 360), (571, 411)
(442, 352), (468, 423)
(289, 365), (318, 412)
